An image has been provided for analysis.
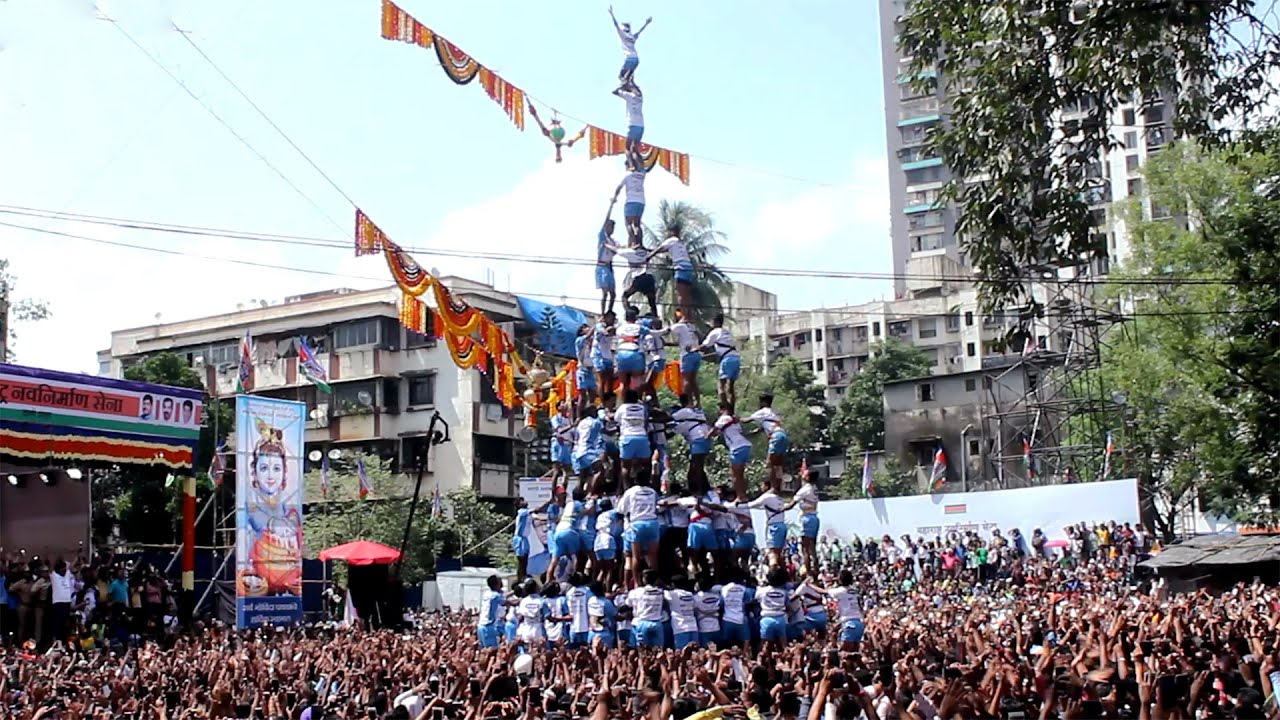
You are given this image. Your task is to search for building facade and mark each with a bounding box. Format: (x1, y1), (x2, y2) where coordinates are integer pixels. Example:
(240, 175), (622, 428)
(100, 280), (562, 500)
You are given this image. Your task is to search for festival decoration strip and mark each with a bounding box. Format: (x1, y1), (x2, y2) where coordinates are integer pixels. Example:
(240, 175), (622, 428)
(0, 426), (195, 468)
(379, 0), (526, 131)
(381, 238), (434, 296)
(588, 126), (691, 185)
(398, 293), (433, 335)
(356, 209), (388, 256)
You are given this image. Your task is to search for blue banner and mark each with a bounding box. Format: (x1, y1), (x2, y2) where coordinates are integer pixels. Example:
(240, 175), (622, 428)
(515, 297), (588, 357)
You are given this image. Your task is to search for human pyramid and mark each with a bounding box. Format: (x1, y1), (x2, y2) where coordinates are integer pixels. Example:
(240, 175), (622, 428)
(509, 9), (824, 601)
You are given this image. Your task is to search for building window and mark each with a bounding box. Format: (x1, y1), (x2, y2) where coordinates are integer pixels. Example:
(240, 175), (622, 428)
(830, 327), (842, 342)
(964, 311), (974, 327)
(918, 383), (935, 402)
(905, 165), (944, 185)
(401, 435), (431, 472)
(968, 439), (980, 456)
(815, 358), (824, 372)
(1124, 131), (1137, 149)
(475, 435), (513, 465)
(872, 322), (881, 337)
(917, 317), (938, 339)
(406, 328), (436, 349)
(854, 326), (869, 342)
(408, 374), (436, 407)
(910, 233), (945, 252)
(814, 328), (823, 343)
(1126, 154), (1140, 174)
(964, 378), (977, 392)
(983, 314), (1002, 329)
(207, 342), (238, 367)
(333, 319), (379, 349)
(966, 342), (976, 357)
(945, 314), (961, 333)
(888, 320), (911, 338)
(333, 380), (378, 414)
(925, 348), (940, 366)
(1122, 108), (1135, 127)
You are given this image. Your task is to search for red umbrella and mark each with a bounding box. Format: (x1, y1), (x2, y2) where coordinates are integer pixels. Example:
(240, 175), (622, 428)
(1044, 539), (1069, 549)
(318, 540), (402, 565)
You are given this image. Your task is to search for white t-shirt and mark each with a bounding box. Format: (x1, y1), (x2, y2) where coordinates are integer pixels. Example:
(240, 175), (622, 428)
(721, 583), (750, 625)
(746, 491), (786, 526)
(615, 321), (644, 353)
(628, 585), (665, 622)
(620, 485), (658, 522)
(616, 403), (648, 438)
(794, 482), (820, 513)
(681, 494), (713, 524)
(623, 171), (646, 204)
(587, 596), (612, 632)
(665, 589), (698, 634)
(622, 91), (644, 127)
(671, 321), (700, 352)
(748, 407), (784, 435)
(566, 586), (592, 635)
(672, 407), (710, 443)
(659, 236), (690, 264)
(694, 590), (722, 633)
(701, 327), (738, 360)
(758, 586), (789, 617)
(517, 596), (547, 639)
(617, 26), (638, 57)
(51, 570), (75, 604)
(730, 505), (753, 533)
(642, 326), (666, 363)
(593, 323), (614, 360)
(831, 587), (863, 622)
(715, 415), (751, 451)
(615, 593), (632, 631)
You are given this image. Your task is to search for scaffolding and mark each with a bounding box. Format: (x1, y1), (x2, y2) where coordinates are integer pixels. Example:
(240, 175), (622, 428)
(978, 263), (1127, 488)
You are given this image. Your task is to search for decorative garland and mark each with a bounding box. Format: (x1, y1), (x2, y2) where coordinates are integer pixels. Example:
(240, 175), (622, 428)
(382, 240), (434, 296)
(434, 35), (482, 85)
(355, 209), (388, 256)
(588, 127), (691, 185)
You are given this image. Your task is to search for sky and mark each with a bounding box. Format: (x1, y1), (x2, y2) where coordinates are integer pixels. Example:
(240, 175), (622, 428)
(0, 0), (893, 375)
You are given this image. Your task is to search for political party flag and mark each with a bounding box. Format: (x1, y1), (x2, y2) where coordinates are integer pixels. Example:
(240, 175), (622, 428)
(320, 453), (331, 498)
(208, 445), (226, 487)
(930, 446), (948, 490)
(1023, 435), (1036, 479)
(297, 336), (332, 393)
(1101, 431), (1114, 479)
(861, 452), (874, 496)
(357, 456), (372, 500)
(236, 330), (254, 393)
(431, 483), (443, 519)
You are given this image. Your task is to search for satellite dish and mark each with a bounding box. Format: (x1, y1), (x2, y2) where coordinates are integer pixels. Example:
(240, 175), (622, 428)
(307, 450), (322, 462)
(357, 391), (373, 406)
(327, 449), (343, 460)
(808, 404), (826, 416)
(517, 426), (537, 443)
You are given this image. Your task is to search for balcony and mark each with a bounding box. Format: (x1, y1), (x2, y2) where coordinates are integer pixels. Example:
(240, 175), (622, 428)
(472, 401), (520, 439)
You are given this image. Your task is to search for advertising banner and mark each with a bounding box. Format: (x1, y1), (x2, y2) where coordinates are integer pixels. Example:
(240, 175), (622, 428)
(235, 396), (305, 629)
(515, 477), (579, 578)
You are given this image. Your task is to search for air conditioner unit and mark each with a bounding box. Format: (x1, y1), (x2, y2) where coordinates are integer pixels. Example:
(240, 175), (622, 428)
(949, 355), (965, 365)
(193, 357), (205, 369)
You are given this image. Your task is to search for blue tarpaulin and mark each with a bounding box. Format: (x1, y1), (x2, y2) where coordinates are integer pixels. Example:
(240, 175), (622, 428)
(516, 297), (589, 357)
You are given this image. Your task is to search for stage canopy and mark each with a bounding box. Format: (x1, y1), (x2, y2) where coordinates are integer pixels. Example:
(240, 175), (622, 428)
(0, 362), (204, 470)
(319, 540), (402, 565)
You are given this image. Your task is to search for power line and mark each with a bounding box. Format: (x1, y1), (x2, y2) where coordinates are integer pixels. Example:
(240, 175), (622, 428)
(0, 204), (1249, 289)
(0, 219), (1262, 323)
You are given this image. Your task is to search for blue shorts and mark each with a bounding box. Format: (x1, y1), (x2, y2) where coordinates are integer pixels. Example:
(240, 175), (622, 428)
(622, 55), (639, 72)
(478, 624), (500, 648)
(689, 437), (711, 456)
(622, 532), (632, 554)
(760, 616), (787, 644)
(766, 522), (787, 550)
(673, 631), (699, 649)
(504, 622), (518, 642)
(787, 621), (803, 641)
(630, 519), (660, 550)
(619, 435), (650, 461)
(716, 528), (735, 550)
(839, 618), (866, 644)
(569, 631), (589, 647)
(627, 125), (644, 144)
(687, 521), (718, 551)
(801, 512), (820, 539)
(550, 528), (580, 557)
(592, 356), (614, 373)
(733, 532), (756, 552)
(680, 351), (702, 374)
(576, 368), (596, 391)
(768, 430), (790, 456)
(589, 630), (616, 648)
(618, 628), (632, 647)
(729, 444), (751, 466)
(700, 629), (721, 647)
(512, 536), (530, 557)
(579, 530), (597, 551)
(605, 439), (619, 456)
(721, 622), (748, 645)
(595, 264), (615, 291)
(624, 201), (645, 219)
(805, 613), (828, 632)
(572, 452), (600, 475)
(616, 349), (645, 374)
(595, 546), (616, 561)
(632, 619), (663, 648)
(674, 260), (694, 284)
(648, 358), (665, 375)
(552, 442), (573, 466)
(719, 353), (741, 381)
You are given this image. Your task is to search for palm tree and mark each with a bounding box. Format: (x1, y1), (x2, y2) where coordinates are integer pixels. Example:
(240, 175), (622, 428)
(642, 200), (733, 329)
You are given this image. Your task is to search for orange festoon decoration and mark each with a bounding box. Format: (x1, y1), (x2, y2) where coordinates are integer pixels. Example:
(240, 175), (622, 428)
(662, 361), (683, 395)
(378, 0), (526, 131)
(587, 126), (691, 186)
(356, 209), (388, 256)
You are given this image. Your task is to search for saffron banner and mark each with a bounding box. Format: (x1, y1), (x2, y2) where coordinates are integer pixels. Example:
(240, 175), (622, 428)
(587, 126), (691, 185)
(356, 209), (388, 256)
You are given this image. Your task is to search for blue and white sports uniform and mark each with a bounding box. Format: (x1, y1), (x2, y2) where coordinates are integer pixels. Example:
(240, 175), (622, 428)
(712, 505), (736, 551)
(546, 595), (569, 648)
(576, 500), (597, 556)
(620, 88), (644, 144)
(590, 322), (614, 373)
(672, 407), (711, 456)
(596, 229), (616, 292)
(796, 582), (827, 633)
(627, 585), (665, 648)
(658, 235), (694, 284)
(694, 589), (722, 648)
(794, 482), (821, 539)
(701, 326), (740, 381)
(550, 413), (574, 466)
(749, 407), (789, 457)
(512, 507), (532, 557)
(730, 506), (756, 551)
(685, 493), (719, 552)
(639, 318), (668, 375)
(587, 594), (618, 648)
(620, 484), (660, 551)
(594, 508), (619, 560)
(671, 320), (702, 374)
(757, 586), (790, 644)
(551, 500), (583, 558)
(720, 582), (751, 645)
(745, 491), (788, 550)
(477, 588), (505, 648)
(622, 170), (646, 220)
(572, 416), (605, 475)
(516, 594), (548, 645)
(615, 401), (650, 461)
(614, 592), (632, 647)
(614, 320), (647, 374)
(575, 334), (597, 391)
(666, 588), (700, 649)
(832, 587), (866, 644)
(565, 584), (593, 647)
(715, 414), (752, 467)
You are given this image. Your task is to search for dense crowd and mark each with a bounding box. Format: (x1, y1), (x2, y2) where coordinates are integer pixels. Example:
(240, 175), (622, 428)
(6, 517), (1280, 719)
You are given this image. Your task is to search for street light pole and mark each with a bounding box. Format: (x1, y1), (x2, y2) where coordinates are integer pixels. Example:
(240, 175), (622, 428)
(960, 424), (974, 492)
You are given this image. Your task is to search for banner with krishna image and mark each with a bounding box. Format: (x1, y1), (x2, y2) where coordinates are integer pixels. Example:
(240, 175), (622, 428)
(235, 396), (305, 629)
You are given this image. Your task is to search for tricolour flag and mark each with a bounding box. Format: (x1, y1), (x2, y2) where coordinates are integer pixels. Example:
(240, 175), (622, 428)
(1022, 435), (1036, 479)
(1101, 431), (1114, 479)
(208, 445), (226, 487)
(930, 446), (947, 490)
(297, 336), (332, 394)
(235, 330), (254, 393)
(357, 456), (372, 500)
(431, 484), (443, 519)
(861, 452), (874, 496)
(320, 453), (331, 498)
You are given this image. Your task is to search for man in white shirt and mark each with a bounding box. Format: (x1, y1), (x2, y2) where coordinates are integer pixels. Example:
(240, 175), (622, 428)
(711, 401), (752, 500)
(613, 83), (645, 155)
(614, 154), (648, 249)
(784, 468), (822, 573)
(665, 576), (700, 649)
(614, 388), (651, 486)
(626, 570), (665, 648)
(608, 7), (651, 87)
(747, 393), (788, 492)
(700, 313), (741, 410)
(742, 486), (788, 568)
(653, 234), (695, 320)
(671, 394), (711, 494)
(670, 312), (702, 402)
(619, 474), (660, 588)
(50, 560), (76, 644)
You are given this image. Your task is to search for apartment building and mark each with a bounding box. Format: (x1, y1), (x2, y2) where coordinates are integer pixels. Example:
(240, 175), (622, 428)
(879, 0), (1177, 294)
(99, 279), (571, 500)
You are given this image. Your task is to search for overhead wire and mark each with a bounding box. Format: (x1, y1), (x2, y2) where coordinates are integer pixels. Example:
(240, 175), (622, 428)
(0, 219), (1262, 323)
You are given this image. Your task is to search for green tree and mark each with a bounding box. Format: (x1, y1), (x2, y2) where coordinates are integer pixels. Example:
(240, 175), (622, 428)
(829, 340), (933, 453)
(1095, 137), (1279, 534)
(643, 201), (733, 328)
(830, 455), (918, 500)
(0, 258), (50, 361)
(94, 352), (233, 544)
(896, 1), (1280, 314)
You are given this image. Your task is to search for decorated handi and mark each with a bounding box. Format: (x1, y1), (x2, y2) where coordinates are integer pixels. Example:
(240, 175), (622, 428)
(529, 105), (586, 163)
